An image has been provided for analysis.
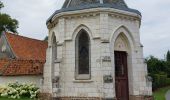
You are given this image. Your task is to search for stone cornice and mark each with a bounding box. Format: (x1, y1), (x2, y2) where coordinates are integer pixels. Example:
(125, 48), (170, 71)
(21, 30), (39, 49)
(47, 8), (141, 29)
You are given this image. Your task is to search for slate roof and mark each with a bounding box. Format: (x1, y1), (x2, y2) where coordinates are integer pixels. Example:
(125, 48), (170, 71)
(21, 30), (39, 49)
(5, 32), (48, 60)
(62, 0), (127, 8)
(47, 0), (141, 24)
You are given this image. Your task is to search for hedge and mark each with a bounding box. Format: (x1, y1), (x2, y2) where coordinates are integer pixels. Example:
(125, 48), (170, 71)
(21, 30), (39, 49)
(166, 78), (170, 85)
(151, 74), (170, 90)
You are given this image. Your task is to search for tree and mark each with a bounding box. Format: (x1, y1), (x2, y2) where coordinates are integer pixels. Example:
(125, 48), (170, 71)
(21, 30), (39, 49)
(146, 55), (170, 89)
(0, 1), (4, 9)
(0, 1), (19, 34)
(44, 36), (48, 41)
(166, 50), (170, 62)
(146, 56), (166, 74)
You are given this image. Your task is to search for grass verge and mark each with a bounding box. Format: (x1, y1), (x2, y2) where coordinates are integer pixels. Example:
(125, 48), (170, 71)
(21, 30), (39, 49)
(153, 86), (170, 100)
(0, 97), (37, 100)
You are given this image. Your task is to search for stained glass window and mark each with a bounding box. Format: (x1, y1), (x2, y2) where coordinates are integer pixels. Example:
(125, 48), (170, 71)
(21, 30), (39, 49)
(76, 29), (90, 76)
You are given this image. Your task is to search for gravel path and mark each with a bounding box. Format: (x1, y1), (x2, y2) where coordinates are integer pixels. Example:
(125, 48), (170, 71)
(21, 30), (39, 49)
(166, 90), (170, 100)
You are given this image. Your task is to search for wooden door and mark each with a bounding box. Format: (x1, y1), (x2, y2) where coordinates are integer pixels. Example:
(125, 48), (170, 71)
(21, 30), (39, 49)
(114, 51), (129, 100)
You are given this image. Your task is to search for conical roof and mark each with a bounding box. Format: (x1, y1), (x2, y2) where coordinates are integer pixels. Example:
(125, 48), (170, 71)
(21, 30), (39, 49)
(47, 0), (141, 24)
(62, 0), (128, 8)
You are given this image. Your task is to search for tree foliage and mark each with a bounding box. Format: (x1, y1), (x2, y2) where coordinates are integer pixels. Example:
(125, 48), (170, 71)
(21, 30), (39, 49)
(0, 13), (19, 33)
(146, 51), (170, 89)
(0, 1), (19, 34)
(44, 36), (48, 41)
(166, 50), (170, 62)
(0, 1), (4, 9)
(146, 56), (167, 74)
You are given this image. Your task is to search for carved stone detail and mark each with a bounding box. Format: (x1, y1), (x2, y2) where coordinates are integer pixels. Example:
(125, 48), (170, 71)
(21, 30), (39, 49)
(114, 34), (129, 52)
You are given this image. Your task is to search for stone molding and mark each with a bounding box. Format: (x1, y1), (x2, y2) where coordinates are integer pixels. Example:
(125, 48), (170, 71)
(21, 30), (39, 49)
(47, 8), (141, 29)
(73, 80), (93, 83)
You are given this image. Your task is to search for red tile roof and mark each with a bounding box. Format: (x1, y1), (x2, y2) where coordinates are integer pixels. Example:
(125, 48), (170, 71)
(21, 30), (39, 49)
(0, 59), (10, 74)
(0, 59), (44, 76)
(0, 32), (48, 76)
(5, 32), (48, 60)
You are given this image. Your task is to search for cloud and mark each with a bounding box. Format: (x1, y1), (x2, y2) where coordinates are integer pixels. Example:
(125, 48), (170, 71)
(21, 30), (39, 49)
(1, 0), (64, 39)
(126, 0), (170, 58)
(1, 0), (170, 58)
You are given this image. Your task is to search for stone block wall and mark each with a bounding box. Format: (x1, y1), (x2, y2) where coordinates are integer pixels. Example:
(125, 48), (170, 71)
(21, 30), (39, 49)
(43, 8), (152, 99)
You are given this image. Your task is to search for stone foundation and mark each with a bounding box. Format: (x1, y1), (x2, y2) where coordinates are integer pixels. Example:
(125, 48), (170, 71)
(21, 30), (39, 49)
(38, 94), (153, 100)
(54, 97), (102, 100)
(130, 95), (154, 100)
(53, 97), (119, 100)
(38, 93), (52, 100)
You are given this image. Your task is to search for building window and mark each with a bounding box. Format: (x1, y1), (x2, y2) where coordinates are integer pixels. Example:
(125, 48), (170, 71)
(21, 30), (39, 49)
(75, 29), (90, 80)
(52, 34), (57, 62)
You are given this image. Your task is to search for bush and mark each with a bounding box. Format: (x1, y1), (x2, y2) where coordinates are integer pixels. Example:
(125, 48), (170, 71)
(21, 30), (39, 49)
(151, 73), (170, 90)
(166, 78), (170, 85)
(0, 82), (40, 99)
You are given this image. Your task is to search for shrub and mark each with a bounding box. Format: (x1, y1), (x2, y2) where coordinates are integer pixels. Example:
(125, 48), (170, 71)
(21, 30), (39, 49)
(0, 82), (40, 99)
(166, 78), (170, 85)
(151, 73), (170, 90)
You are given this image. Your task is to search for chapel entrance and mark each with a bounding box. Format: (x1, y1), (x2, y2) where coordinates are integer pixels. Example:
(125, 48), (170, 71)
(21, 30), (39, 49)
(115, 51), (129, 100)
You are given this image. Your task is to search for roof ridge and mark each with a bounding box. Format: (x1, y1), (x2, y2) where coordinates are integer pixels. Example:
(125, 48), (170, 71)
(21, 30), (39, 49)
(0, 58), (45, 62)
(5, 32), (47, 43)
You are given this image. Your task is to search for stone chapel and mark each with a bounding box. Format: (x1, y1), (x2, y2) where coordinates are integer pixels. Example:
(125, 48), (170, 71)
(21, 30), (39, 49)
(42, 0), (152, 100)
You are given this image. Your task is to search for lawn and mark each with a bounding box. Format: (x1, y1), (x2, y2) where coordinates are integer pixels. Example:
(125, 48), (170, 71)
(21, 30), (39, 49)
(0, 97), (37, 100)
(153, 86), (170, 100)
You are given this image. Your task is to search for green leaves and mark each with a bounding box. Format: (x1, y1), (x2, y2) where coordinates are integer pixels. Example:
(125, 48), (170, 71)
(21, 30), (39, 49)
(0, 82), (39, 99)
(0, 13), (19, 33)
(146, 51), (170, 90)
(0, 1), (4, 10)
(166, 50), (170, 62)
(44, 36), (48, 41)
(0, 1), (19, 34)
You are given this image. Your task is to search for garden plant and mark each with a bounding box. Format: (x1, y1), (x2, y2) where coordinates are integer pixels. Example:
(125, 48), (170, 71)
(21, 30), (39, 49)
(0, 82), (39, 99)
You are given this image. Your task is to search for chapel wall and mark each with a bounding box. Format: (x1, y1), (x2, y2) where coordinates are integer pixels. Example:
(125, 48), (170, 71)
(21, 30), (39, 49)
(43, 10), (152, 99)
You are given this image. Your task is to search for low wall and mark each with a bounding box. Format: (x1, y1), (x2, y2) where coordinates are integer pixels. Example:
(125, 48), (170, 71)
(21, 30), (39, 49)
(0, 75), (42, 87)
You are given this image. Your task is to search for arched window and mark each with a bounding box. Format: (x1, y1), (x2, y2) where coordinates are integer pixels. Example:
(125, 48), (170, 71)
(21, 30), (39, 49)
(75, 29), (90, 80)
(52, 33), (57, 62)
(51, 33), (58, 88)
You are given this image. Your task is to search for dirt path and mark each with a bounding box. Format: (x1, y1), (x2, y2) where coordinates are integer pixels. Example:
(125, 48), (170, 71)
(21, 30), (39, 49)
(166, 90), (170, 100)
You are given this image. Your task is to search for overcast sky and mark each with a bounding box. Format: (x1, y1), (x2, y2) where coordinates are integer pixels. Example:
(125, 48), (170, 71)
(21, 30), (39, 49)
(1, 0), (170, 59)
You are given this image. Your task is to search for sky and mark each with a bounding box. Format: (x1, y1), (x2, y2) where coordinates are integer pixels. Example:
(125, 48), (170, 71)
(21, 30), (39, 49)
(1, 0), (170, 59)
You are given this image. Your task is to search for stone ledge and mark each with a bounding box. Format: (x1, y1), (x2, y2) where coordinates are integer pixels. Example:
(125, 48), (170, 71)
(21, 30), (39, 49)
(130, 95), (154, 100)
(39, 94), (153, 100)
(54, 97), (103, 100)
(73, 80), (94, 83)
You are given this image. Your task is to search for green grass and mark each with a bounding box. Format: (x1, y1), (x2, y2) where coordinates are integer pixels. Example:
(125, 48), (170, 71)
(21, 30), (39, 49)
(0, 97), (37, 100)
(153, 86), (170, 100)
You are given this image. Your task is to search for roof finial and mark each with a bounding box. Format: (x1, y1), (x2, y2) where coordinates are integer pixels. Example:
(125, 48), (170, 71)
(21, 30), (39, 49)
(100, 0), (103, 4)
(66, 0), (72, 8)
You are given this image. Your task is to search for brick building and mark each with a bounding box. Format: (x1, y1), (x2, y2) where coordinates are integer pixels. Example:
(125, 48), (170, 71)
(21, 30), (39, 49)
(0, 32), (47, 87)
